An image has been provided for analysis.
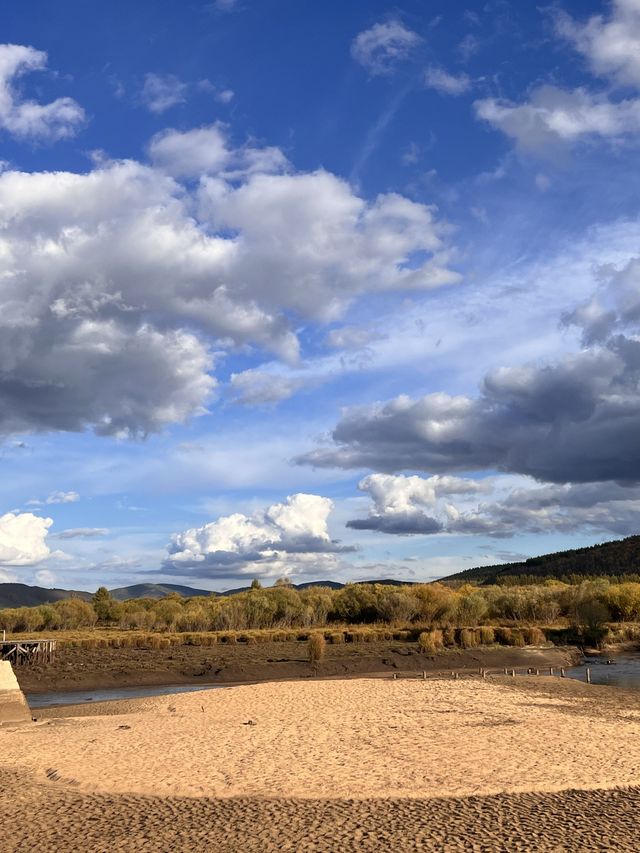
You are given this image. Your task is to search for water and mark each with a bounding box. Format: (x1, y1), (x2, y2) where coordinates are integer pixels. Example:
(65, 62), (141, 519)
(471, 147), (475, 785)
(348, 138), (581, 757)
(25, 651), (640, 707)
(565, 652), (640, 690)
(27, 682), (226, 709)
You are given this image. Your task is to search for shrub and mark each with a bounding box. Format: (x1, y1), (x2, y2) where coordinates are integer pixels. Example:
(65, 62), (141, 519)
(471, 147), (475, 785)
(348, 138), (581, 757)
(443, 627), (457, 647)
(418, 631), (436, 654)
(459, 628), (479, 649)
(308, 633), (326, 666)
(478, 626), (495, 645)
(523, 627), (546, 646)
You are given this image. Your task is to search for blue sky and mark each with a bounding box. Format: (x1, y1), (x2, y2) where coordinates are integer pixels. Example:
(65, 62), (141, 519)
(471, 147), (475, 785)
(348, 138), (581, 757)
(2, 0), (640, 591)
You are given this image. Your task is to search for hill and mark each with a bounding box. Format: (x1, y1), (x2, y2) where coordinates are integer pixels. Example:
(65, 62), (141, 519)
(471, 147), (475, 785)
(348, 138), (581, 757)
(442, 535), (640, 585)
(108, 583), (212, 601)
(0, 577), (415, 609)
(0, 583), (92, 609)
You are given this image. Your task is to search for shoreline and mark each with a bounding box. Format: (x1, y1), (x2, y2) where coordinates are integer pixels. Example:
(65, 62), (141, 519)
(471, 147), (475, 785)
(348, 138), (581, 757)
(14, 638), (581, 695)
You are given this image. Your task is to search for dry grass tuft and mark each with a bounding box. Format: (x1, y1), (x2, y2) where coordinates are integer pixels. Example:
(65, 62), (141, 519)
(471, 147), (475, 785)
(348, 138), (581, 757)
(308, 632), (326, 666)
(478, 626), (495, 645)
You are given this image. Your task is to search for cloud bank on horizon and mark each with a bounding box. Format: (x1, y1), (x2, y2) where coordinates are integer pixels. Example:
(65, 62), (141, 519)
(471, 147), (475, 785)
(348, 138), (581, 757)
(2, 0), (640, 591)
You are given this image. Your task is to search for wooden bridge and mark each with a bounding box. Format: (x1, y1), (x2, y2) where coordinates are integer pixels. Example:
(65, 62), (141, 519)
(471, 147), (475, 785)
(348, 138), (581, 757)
(0, 639), (56, 666)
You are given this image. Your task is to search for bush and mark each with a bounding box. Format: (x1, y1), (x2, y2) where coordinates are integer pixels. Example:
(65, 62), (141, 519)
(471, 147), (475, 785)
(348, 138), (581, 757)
(459, 628), (478, 649)
(478, 626), (495, 645)
(418, 631), (436, 654)
(308, 633), (326, 666)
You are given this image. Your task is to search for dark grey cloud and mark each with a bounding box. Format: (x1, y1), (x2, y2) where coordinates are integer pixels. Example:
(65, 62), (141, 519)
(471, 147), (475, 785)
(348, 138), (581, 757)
(347, 513), (443, 534)
(298, 338), (640, 484)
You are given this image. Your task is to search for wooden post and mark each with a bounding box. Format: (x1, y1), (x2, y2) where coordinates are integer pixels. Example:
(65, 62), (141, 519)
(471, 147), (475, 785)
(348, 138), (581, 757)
(393, 672), (397, 680)
(586, 667), (591, 684)
(511, 668), (516, 677)
(504, 667), (508, 675)
(560, 667), (565, 678)
(422, 670), (426, 680)
(536, 668), (540, 676)
(549, 667), (554, 676)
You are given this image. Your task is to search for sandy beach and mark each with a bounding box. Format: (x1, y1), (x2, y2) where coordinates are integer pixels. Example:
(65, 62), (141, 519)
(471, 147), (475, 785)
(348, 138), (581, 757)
(1, 676), (640, 850)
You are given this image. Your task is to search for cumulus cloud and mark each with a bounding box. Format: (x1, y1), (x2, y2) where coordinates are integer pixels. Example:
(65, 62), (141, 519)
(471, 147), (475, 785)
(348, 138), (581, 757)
(299, 261), (640, 486)
(164, 493), (352, 578)
(140, 73), (187, 114)
(554, 0), (640, 89)
(351, 20), (421, 76)
(424, 66), (471, 96)
(0, 511), (51, 566)
(148, 122), (288, 179)
(0, 44), (85, 141)
(348, 474), (640, 539)
(347, 473), (482, 534)
(475, 85), (640, 151)
(0, 123), (455, 437)
(447, 480), (640, 538)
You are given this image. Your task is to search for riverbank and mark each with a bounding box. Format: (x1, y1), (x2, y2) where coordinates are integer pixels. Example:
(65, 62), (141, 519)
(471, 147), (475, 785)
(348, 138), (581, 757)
(14, 638), (580, 694)
(2, 677), (640, 851)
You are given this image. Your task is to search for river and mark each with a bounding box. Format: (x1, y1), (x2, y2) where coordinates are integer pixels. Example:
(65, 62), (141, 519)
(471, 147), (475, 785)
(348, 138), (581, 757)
(26, 650), (640, 708)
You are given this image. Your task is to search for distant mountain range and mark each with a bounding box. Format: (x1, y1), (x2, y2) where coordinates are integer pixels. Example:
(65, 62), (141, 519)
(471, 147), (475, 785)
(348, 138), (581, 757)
(441, 535), (640, 585)
(0, 578), (414, 609)
(4, 535), (636, 609)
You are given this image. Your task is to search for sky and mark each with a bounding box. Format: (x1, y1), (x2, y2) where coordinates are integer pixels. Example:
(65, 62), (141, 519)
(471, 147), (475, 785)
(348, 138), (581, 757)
(2, 0), (640, 592)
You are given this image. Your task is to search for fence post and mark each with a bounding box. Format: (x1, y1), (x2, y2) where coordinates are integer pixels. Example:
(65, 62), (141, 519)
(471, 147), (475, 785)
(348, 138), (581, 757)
(511, 669), (516, 677)
(560, 667), (565, 678)
(586, 667), (591, 684)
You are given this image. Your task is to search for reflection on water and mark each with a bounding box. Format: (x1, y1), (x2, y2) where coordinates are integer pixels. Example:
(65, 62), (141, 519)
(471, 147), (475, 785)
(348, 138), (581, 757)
(27, 682), (225, 708)
(565, 652), (640, 690)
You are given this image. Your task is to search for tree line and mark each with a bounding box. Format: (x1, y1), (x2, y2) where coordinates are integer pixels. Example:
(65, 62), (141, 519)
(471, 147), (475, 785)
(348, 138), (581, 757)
(1, 578), (640, 639)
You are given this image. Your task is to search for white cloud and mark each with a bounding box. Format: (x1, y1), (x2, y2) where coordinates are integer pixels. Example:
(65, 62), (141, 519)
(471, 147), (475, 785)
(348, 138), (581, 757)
(229, 369), (304, 406)
(216, 89), (234, 104)
(347, 473), (484, 534)
(555, 0), (640, 89)
(45, 490), (79, 505)
(424, 66), (471, 96)
(0, 511), (51, 566)
(351, 20), (421, 76)
(325, 325), (380, 351)
(347, 473), (640, 539)
(475, 85), (640, 151)
(0, 123), (456, 437)
(165, 493), (351, 578)
(0, 44), (85, 141)
(34, 568), (57, 586)
(212, 0), (239, 11)
(140, 73), (187, 114)
(148, 123), (231, 177)
(55, 528), (109, 539)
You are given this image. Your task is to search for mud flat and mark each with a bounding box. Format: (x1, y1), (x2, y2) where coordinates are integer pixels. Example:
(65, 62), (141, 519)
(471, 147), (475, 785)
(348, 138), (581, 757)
(16, 638), (579, 694)
(1, 677), (639, 851)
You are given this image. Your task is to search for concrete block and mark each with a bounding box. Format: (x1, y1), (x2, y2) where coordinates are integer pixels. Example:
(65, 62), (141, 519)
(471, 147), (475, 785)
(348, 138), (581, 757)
(0, 660), (31, 725)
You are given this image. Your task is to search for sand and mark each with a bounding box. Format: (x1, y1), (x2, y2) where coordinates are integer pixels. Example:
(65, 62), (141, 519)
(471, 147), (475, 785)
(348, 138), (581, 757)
(1, 676), (639, 851)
